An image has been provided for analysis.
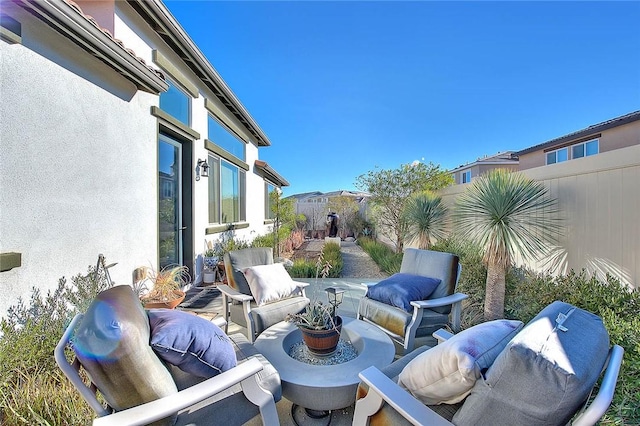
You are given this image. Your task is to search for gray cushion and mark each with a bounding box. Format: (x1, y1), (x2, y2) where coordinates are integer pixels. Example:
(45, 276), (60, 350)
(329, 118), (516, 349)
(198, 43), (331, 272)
(358, 296), (449, 338)
(399, 249), (460, 314)
(251, 296), (310, 336)
(224, 248), (274, 295)
(73, 286), (177, 423)
(453, 301), (610, 426)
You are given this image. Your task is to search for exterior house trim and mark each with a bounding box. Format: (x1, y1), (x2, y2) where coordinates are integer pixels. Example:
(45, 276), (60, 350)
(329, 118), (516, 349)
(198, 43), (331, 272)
(152, 50), (199, 97)
(16, 0), (167, 94)
(151, 106), (200, 140)
(254, 160), (290, 187)
(517, 110), (640, 156)
(541, 133), (601, 153)
(205, 222), (250, 235)
(0, 15), (22, 44)
(128, 0), (271, 146)
(204, 140), (250, 171)
(0, 253), (22, 272)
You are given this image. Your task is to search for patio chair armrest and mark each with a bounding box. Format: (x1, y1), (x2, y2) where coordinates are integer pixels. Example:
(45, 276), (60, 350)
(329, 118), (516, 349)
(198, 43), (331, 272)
(433, 328), (454, 344)
(93, 357), (270, 426)
(212, 316), (227, 329)
(293, 281), (309, 289)
(353, 366), (454, 426)
(218, 284), (253, 303)
(410, 292), (468, 309)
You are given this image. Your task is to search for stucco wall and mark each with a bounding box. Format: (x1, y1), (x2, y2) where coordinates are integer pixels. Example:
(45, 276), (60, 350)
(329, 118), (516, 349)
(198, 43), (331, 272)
(0, 7), (158, 315)
(440, 144), (640, 289)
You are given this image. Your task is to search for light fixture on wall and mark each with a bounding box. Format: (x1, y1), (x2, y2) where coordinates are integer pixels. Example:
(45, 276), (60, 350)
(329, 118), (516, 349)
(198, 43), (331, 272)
(195, 159), (210, 181)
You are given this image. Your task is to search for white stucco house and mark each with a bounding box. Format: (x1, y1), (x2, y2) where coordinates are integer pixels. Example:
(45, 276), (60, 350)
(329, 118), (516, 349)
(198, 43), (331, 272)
(0, 0), (288, 315)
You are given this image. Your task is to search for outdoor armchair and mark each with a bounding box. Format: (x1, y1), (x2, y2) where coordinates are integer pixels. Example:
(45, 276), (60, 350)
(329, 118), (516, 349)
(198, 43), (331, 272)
(218, 247), (310, 343)
(357, 248), (467, 354)
(352, 301), (624, 426)
(55, 285), (281, 426)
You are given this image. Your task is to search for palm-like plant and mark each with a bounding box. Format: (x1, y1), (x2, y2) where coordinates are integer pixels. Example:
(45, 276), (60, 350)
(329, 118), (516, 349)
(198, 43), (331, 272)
(402, 191), (448, 250)
(453, 170), (560, 321)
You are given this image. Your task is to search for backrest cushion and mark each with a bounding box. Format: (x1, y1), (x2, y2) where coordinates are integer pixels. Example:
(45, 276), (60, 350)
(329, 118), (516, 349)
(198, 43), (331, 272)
(397, 319), (523, 405)
(365, 273), (441, 312)
(453, 301), (610, 426)
(148, 309), (237, 378)
(224, 248), (274, 295)
(400, 249), (459, 314)
(73, 286), (178, 419)
(243, 263), (299, 305)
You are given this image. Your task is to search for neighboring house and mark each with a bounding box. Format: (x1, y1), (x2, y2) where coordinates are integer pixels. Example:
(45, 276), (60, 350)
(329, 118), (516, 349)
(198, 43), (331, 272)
(288, 190), (370, 238)
(0, 0), (288, 315)
(449, 151), (519, 184)
(517, 110), (640, 170)
(440, 110), (640, 289)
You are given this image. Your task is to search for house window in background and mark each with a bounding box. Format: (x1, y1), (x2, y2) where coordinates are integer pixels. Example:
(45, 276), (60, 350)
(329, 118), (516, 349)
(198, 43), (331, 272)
(160, 80), (190, 126)
(208, 155), (246, 224)
(546, 147), (568, 165)
(572, 139), (599, 159)
(208, 114), (245, 161)
(462, 170), (471, 183)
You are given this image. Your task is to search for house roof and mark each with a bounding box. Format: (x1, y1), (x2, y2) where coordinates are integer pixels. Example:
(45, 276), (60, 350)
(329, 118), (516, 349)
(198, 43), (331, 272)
(254, 160), (290, 187)
(286, 190), (370, 201)
(450, 151), (519, 173)
(128, 0), (272, 147)
(517, 110), (640, 155)
(15, 0), (168, 94)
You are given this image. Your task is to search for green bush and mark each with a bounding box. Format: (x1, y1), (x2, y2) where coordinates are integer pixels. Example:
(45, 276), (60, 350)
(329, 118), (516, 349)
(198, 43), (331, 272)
(321, 242), (343, 278)
(358, 237), (401, 274)
(288, 258), (317, 278)
(1, 264), (113, 425)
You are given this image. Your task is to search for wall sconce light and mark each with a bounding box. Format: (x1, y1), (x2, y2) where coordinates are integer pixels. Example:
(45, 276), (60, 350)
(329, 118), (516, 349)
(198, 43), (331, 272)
(195, 159), (210, 181)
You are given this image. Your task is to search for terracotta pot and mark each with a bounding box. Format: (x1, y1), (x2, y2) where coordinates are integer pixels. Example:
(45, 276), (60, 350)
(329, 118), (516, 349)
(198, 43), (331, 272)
(142, 290), (185, 309)
(299, 316), (342, 356)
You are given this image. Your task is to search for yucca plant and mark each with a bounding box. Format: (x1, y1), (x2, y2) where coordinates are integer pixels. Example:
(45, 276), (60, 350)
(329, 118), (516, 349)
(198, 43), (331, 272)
(453, 169), (561, 321)
(402, 190), (448, 250)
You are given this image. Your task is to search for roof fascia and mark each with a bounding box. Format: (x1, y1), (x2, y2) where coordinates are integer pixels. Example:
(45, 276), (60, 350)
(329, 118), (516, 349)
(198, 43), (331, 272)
(517, 111), (640, 156)
(129, 0), (271, 147)
(254, 160), (289, 187)
(17, 0), (168, 94)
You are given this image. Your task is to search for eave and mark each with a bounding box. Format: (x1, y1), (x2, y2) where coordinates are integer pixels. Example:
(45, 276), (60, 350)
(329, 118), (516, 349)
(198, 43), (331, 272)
(255, 160), (289, 187)
(16, 0), (168, 94)
(128, 0), (272, 147)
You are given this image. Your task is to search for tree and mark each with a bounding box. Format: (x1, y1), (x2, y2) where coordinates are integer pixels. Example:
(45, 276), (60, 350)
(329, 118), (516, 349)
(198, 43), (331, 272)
(453, 170), (560, 321)
(355, 162), (453, 252)
(401, 191), (448, 250)
(327, 195), (360, 238)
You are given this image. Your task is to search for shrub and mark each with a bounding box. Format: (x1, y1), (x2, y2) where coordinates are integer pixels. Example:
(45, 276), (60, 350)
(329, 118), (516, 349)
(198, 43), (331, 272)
(1, 263), (113, 425)
(288, 258), (317, 278)
(287, 242), (343, 278)
(321, 242), (343, 278)
(358, 237), (401, 274)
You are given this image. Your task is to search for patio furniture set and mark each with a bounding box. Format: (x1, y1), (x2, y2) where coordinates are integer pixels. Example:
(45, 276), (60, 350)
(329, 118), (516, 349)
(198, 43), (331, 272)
(56, 248), (623, 426)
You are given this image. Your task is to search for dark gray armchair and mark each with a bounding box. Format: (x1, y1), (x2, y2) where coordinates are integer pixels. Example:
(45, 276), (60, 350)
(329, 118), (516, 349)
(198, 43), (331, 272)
(218, 247), (310, 343)
(357, 248), (467, 354)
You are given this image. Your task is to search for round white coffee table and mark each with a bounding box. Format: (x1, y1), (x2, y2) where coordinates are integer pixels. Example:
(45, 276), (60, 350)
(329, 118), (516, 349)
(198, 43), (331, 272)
(254, 316), (394, 415)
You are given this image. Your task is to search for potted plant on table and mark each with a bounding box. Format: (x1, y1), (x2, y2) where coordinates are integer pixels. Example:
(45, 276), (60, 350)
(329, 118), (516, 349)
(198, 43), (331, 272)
(140, 265), (190, 309)
(286, 251), (345, 356)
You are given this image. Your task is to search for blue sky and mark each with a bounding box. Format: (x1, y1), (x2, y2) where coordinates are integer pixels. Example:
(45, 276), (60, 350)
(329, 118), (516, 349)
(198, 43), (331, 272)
(165, 1), (640, 197)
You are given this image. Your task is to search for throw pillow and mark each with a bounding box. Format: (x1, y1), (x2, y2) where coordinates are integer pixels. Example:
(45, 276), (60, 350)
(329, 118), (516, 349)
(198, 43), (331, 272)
(397, 319), (523, 405)
(243, 262), (298, 306)
(73, 286), (178, 422)
(148, 309), (237, 378)
(366, 273), (441, 312)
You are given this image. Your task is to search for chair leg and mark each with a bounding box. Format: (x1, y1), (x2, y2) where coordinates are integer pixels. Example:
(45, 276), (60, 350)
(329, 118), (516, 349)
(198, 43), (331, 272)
(240, 372), (279, 426)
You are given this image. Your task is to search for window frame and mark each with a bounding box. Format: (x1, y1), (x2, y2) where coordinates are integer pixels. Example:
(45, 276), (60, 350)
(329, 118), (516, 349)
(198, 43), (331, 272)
(546, 147), (568, 165)
(207, 114), (246, 161)
(462, 170), (471, 184)
(208, 154), (246, 225)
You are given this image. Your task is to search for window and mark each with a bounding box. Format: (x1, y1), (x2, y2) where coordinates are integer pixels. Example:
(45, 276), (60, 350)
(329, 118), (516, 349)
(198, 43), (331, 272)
(160, 80), (190, 126)
(208, 155), (246, 224)
(572, 139), (599, 159)
(462, 170), (471, 183)
(208, 115), (245, 161)
(265, 183), (276, 220)
(546, 147), (568, 165)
